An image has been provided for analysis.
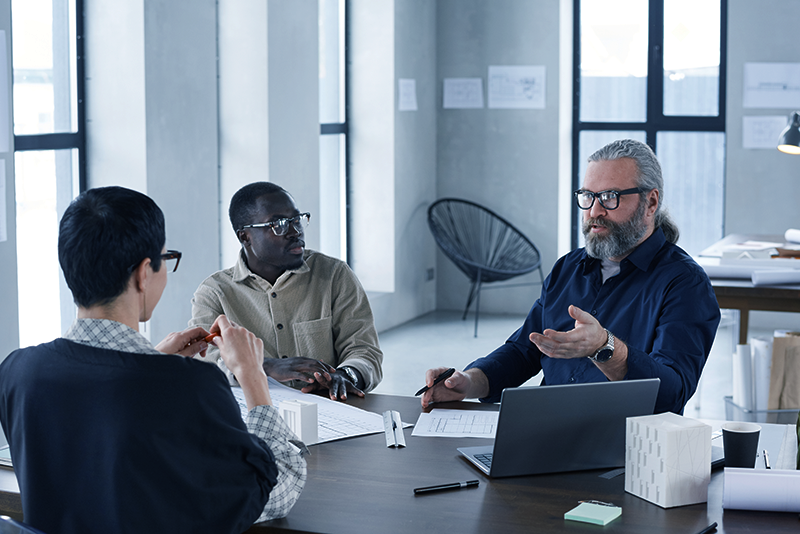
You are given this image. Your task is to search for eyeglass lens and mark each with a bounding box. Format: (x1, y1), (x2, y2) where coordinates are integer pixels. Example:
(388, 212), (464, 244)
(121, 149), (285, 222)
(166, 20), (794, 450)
(273, 214), (310, 236)
(575, 191), (621, 210)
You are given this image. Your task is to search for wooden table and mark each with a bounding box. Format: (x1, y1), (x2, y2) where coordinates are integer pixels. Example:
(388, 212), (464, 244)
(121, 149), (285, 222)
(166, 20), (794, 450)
(701, 234), (800, 344)
(1, 393), (798, 533)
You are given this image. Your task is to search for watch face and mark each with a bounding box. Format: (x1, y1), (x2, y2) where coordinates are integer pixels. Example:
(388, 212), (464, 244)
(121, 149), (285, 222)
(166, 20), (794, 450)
(594, 348), (613, 363)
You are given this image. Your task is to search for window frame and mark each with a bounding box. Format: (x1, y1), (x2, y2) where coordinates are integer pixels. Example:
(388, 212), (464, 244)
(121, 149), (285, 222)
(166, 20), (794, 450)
(571, 0), (728, 248)
(319, 0), (349, 264)
(12, 0), (86, 191)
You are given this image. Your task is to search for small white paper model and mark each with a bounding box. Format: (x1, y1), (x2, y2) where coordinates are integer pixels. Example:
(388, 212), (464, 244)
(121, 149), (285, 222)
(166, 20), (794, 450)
(625, 413), (711, 508)
(280, 400), (318, 445)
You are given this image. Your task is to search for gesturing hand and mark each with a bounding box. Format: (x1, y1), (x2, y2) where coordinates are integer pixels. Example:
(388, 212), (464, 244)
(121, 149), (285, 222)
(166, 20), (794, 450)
(528, 305), (607, 359)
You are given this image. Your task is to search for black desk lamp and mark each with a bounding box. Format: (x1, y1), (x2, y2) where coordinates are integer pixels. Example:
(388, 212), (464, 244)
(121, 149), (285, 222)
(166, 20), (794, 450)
(777, 111), (800, 154)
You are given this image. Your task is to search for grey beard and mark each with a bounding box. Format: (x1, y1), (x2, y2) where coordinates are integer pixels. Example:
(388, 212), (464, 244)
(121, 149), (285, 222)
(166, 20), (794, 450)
(583, 201), (647, 260)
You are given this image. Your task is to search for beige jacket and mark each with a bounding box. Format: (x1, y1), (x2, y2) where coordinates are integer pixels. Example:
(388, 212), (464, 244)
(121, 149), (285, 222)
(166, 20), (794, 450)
(190, 250), (383, 391)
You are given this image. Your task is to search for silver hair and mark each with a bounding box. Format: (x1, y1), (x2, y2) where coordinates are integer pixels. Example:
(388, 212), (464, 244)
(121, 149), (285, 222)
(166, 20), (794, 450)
(587, 139), (679, 244)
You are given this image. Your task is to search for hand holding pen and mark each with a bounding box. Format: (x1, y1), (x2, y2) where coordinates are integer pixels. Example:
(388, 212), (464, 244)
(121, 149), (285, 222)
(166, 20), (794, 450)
(415, 368), (456, 396)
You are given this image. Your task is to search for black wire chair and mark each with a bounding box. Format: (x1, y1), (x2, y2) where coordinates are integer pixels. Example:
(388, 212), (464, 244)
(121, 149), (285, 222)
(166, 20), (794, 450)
(427, 198), (544, 337)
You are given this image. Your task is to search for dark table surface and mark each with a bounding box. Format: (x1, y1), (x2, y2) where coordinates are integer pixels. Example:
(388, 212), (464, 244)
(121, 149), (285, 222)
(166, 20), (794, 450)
(244, 393), (798, 534)
(1, 392), (797, 533)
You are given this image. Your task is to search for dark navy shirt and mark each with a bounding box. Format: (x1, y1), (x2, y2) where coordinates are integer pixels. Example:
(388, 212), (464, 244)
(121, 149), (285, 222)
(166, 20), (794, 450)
(466, 228), (720, 414)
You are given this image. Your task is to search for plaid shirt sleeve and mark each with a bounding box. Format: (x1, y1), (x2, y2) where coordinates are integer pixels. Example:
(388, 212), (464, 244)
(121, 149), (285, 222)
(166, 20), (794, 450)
(246, 405), (307, 521)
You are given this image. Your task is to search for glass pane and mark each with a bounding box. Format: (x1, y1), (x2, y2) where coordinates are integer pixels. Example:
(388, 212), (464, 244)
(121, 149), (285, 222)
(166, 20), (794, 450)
(12, 0), (78, 135)
(319, 134), (346, 260)
(663, 0), (720, 116)
(580, 0), (648, 122)
(319, 0), (344, 124)
(15, 149), (79, 347)
(576, 131), (647, 248)
(656, 132), (725, 257)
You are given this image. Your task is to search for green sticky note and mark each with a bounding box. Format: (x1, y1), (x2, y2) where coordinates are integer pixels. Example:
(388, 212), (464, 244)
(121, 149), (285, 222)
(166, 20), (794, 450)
(564, 502), (622, 526)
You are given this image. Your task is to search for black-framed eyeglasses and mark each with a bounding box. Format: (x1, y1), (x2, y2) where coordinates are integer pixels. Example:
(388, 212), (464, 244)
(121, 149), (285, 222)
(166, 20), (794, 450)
(241, 212), (311, 236)
(161, 250), (182, 272)
(574, 188), (642, 211)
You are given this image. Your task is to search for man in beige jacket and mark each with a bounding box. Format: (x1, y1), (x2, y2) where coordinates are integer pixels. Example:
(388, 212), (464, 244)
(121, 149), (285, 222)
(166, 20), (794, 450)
(191, 182), (383, 401)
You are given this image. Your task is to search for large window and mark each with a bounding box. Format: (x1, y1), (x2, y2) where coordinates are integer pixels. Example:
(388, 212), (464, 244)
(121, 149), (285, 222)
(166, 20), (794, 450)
(573, 0), (727, 257)
(319, 0), (347, 261)
(13, 0), (85, 346)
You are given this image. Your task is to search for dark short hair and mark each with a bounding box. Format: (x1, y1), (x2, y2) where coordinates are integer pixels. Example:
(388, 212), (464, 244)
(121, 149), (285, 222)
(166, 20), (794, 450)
(228, 181), (289, 232)
(58, 186), (166, 308)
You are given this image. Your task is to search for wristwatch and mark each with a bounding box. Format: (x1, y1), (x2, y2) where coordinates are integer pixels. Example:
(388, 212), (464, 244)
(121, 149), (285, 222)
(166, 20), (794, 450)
(589, 329), (615, 363)
(340, 366), (359, 388)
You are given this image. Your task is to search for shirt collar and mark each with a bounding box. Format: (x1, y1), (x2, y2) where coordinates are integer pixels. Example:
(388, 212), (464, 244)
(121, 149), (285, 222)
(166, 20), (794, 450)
(580, 226), (667, 274)
(232, 249), (310, 284)
(64, 318), (161, 355)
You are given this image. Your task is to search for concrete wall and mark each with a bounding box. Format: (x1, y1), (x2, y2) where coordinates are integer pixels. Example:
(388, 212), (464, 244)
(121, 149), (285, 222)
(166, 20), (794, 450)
(434, 0), (561, 316)
(349, 0), (438, 331)
(726, 0), (800, 330)
(86, 0), (220, 342)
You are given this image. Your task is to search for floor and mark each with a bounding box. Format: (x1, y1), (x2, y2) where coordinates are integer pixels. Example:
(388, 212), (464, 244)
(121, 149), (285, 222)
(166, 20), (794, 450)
(373, 309), (766, 421)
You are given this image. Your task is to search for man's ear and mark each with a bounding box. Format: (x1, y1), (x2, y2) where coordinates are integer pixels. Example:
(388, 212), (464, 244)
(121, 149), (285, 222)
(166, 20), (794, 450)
(237, 229), (249, 246)
(131, 257), (152, 292)
(646, 189), (659, 216)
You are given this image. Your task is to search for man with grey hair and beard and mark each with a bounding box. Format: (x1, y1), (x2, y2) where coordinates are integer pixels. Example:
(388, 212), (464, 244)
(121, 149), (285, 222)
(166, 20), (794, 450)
(421, 139), (720, 414)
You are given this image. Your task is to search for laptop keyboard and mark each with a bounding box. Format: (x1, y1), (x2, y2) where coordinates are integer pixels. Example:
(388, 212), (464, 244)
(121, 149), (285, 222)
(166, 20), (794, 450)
(474, 452), (493, 469)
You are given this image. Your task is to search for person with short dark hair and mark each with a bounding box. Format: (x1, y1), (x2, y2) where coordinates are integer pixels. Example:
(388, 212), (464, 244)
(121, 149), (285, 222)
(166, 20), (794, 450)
(421, 139), (720, 415)
(0, 186), (305, 534)
(190, 182), (383, 401)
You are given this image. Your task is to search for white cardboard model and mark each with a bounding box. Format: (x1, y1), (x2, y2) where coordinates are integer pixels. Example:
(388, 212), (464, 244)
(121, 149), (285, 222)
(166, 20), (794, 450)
(625, 412), (711, 508)
(280, 399), (318, 445)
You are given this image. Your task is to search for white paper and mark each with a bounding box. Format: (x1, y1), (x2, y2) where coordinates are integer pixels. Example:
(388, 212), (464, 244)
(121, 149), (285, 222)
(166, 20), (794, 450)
(743, 62), (800, 109)
(231, 378), (395, 444)
(723, 468), (800, 512)
(443, 78), (484, 109)
(742, 116), (789, 149)
(732, 344), (753, 412)
(398, 78), (417, 111)
(0, 166), (5, 242)
(750, 337), (773, 419)
(488, 65), (545, 109)
(751, 269), (800, 286)
(411, 409), (498, 438)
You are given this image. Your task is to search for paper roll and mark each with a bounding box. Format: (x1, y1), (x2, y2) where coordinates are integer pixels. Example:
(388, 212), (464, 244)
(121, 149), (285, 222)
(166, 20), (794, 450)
(751, 269), (800, 286)
(701, 264), (756, 279)
(749, 337), (773, 419)
(784, 228), (800, 243)
(723, 468), (800, 512)
(732, 344), (753, 412)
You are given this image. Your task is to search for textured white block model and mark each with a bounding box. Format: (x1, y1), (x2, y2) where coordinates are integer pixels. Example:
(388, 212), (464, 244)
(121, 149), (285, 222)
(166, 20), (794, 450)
(280, 400), (318, 445)
(625, 412), (711, 508)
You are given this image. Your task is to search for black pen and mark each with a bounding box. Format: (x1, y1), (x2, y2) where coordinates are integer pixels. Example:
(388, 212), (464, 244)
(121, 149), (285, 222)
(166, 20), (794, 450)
(695, 522), (717, 534)
(413, 480), (479, 495)
(415, 368), (456, 396)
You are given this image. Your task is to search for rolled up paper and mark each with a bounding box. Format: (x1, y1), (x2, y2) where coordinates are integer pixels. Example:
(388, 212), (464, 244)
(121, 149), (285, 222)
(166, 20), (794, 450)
(784, 228), (800, 243)
(723, 468), (800, 512)
(751, 269), (800, 286)
(732, 344), (753, 412)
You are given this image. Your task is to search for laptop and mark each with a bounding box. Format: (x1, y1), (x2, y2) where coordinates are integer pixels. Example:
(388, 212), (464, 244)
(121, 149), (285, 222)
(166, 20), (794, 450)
(458, 378), (660, 478)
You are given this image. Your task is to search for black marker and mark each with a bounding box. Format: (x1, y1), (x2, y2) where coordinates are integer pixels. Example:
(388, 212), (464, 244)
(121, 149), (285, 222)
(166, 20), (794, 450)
(695, 522), (717, 534)
(413, 480), (479, 495)
(415, 368), (456, 396)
